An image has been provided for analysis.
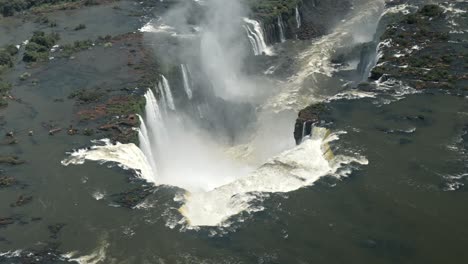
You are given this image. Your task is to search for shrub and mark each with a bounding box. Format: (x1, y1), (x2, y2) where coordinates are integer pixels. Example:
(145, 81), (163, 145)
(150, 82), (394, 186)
(23, 31), (60, 62)
(0, 50), (13, 68)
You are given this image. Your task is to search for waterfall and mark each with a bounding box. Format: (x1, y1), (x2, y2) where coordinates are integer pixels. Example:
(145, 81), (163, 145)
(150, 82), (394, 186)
(157, 75), (176, 111)
(180, 64), (193, 99)
(278, 15), (286, 43)
(143, 88), (166, 143)
(295, 5), (301, 29)
(137, 88), (169, 180)
(243, 18), (273, 56)
(138, 115), (158, 175)
(300, 121), (308, 143)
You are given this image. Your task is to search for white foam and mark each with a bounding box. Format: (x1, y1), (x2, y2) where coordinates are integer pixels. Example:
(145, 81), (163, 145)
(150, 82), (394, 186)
(64, 240), (109, 264)
(61, 139), (156, 184)
(262, 0), (385, 112)
(92, 191), (105, 201)
(243, 18), (274, 56)
(180, 127), (367, 226)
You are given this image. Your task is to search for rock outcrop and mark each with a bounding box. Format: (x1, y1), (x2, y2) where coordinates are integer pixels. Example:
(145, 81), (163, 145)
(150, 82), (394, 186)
(370, 3), (468, 90)
(250, 0), (352, 44)
(293, 103), (324, 144)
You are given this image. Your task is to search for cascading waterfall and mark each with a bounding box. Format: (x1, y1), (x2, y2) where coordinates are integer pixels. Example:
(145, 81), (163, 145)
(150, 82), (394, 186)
(180, 64), (193, 99)
(179, 127), (361, 227)
(62, 0), (377, 228)
(243, 18), (273, 56)
(157, 75), (176, 111)
(277, 15), (286, 43)
(138, 115), (158, 176)
(296, 5), (301, 29)
(300, 121), (308, 143)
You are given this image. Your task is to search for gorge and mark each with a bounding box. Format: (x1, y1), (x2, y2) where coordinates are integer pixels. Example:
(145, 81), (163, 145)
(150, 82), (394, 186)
(0, 0), (467, 263)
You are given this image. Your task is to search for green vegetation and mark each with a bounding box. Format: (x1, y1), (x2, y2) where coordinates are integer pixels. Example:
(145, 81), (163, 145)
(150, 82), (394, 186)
(107, 96), (145, 115)
(83, 128), (95, 136)
(0, 79), (12, 107)
(23, 31), (59, 62)
(59, 40), (93, 57)
(0, 0), (81, 16)
(35, 16), (58, 27)
(0, 45), (19, 72)
(68, 88), (103, 103)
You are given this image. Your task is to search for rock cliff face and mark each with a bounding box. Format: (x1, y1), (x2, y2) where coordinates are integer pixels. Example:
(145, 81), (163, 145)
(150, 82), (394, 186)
(250, 0), (352, 43)
(293, 104), (324, 144)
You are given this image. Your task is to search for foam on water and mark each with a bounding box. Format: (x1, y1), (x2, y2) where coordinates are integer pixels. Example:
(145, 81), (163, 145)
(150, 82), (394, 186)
(64, 239), (109, 264)
(180, 127), (367, 227)
(262, 0), (385, 112)
(61, 139), (157, 184)
(61, 125), (367, 227)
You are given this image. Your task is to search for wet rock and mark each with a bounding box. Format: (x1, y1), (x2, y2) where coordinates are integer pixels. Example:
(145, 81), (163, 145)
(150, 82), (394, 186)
(294, 103), (325, 144)
(10, 195), (33, 207)
(2, 136), (18, 145)
(0, 156), (25, 165)
(0, 217), (14, 227)
(48, 128), (62, 135)
(0, 176), (16, 187)
(67, 126), (78, 135)
(370, 3), (467, 91)
(112, 187), (155, 208)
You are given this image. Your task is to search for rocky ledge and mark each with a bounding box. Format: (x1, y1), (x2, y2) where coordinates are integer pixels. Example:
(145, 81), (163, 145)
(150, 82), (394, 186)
(370, 3), (468, 90)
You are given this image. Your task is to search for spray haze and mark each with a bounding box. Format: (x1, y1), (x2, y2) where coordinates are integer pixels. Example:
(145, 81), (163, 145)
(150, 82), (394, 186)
(63, 0), (378, 227)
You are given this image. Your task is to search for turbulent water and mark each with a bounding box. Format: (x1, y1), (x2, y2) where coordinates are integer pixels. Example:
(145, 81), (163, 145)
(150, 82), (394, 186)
(62, 1), (378, 228)
(263, 0), (386, 112)
(1, 0), (467, 262)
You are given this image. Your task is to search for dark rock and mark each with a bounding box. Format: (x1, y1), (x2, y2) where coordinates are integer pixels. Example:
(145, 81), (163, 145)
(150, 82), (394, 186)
(112, 187), (155, 208)
(10, 195), (33, 207)
(369, 3), (467, 92)
(294, 103), (325, 144)
(67, 126), (78, 135)
(0, 176), (16, 187)
(0, 217), (14, 227)
(49, 128), (62, 135)
(0, 156), (25, 165)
